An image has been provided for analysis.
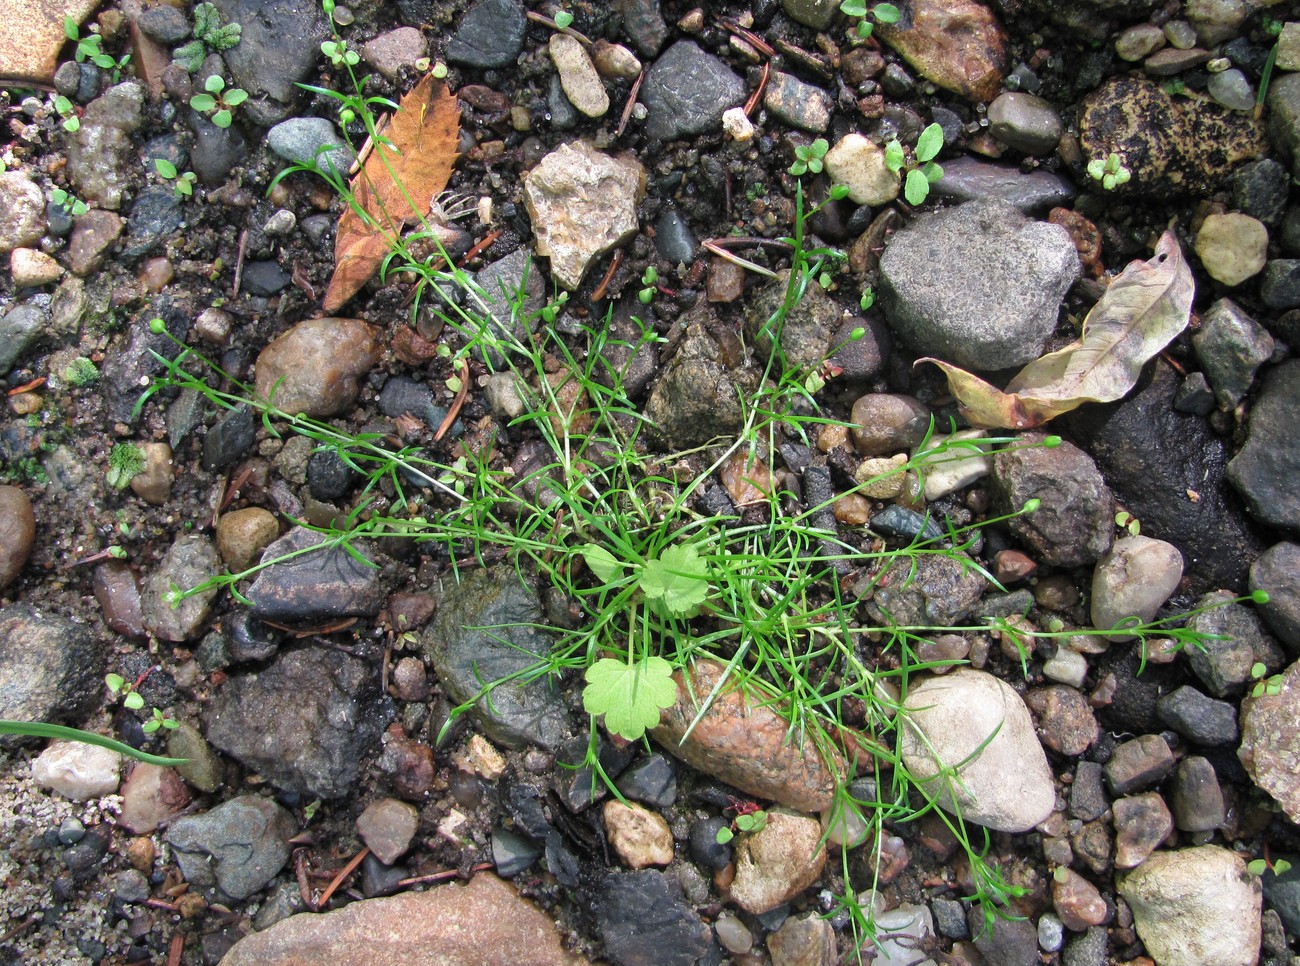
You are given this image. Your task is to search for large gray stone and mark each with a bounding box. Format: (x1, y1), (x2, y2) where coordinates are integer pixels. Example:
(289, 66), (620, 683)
(1227, 359), (1300, 530)
(421, 567), (570, 751)
(205, 648), (394, 798)
(211, 0), (326, 125)
(165, 796), (295, 900)
(246, 528), (386, 623)
(639, 41), (746, 141)
(0, 604), (101, 747)
(879, 200), (1080, 371)
(1251, 542), (1300, 653)
(65, 82), (145, 211)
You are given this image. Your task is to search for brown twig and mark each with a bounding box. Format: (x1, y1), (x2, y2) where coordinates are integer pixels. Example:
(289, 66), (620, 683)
(315, 847), (370, 909)
(434, 360), (470, 442)
(590, 250), (623, 302)
(6, 377), (45, 396)
(232, 229), (249, 299)
(616, 68), (645, 139)
(146, 898), (180, 912)
(295, 848), (316, 911)
(0, 914), (38, 943)
(166, 932), (185, 966)
(456, 228), (502, 269)
(397, 861), (494, 888)
(744, 62), (770, 117)
(717, 17), (775, 57)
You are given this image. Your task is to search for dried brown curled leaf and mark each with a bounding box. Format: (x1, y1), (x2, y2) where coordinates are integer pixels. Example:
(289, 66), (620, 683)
(918, 231), (1194, 429)
(323, 74), (461, 313)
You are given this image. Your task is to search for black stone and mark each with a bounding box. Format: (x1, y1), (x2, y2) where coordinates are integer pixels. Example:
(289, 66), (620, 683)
(617, 755), (677, 808)
(1069, 760), (1108, 822)
(545, 830), (580, 888)
(1231, 159), (1289, 225)
(492, 828), (542, 877)
(640, 41), (746, 141)
(138, 5), (192, 43)
(969, 907), (1039, 966)
(226, 612), (280, 663)
(186, 109), (247, 187)
(597, 870), (713, 966)
(0, 604), (101, 746)
(507, 784), (552, 840)
(360, 853), (407, 897)
(241, 261), (291, 296)
(307, 449), (356, 501)
(201, 405), (255, 472)
(1261, 260), (1300, 310)
(446, 0), (526, 69)
(688, 817), (731, 870)
(932, 897), (969, 939)
(654, 209), (697, 265)
(1156, 685), (1239, 746)
(246, 528), (386, 623)
(1251, 542), (1300, 652)
(870, 505), (944, 542)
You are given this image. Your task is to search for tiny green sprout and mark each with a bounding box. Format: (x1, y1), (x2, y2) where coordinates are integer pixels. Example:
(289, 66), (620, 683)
(1115, 510), (1141, 537)
(639, 266), (659, 305)
(106, 442), (147, 490)
(1022, 498), (1041, 513)
(51, 187), (88, 217)
(321, 38), (360, 67)
(840, 1), (900, 40)
(432, 61), (448, 79)
(108, 546), (127, 560)
(1251, 661), (1284, 698)
(1086, 152), (1131, 191)
(539, 291), (569, 324)
(1249, 856), (1293, 876)
(105, 673), (127, 694)
(790, 138), (830, 177)
(149, 317), (167, 334)
(849, 326), (866, 340)
(123, 691), (145, 711)
(155, 158), (197, 198)
(1252, 589), (1271, 605)
(1052, 866), (1070, 883)
(859, 287), (875, 311)
(53, 94), (80, 132)
(1042, 435), (1062, 447)
(553, 10), (575, 30)
(445, 373), (463, 393)
(191, 75), (247, 128)
(828, 184), (850, 201)
(142, 707), (179, 734)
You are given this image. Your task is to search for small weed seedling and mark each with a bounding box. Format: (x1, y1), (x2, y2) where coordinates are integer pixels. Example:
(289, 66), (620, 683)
(191, 75), (248, 129)
(716, 802), (768, 844)
(553, 10), (575, 30)
(885, 122), (945, 205)
(51, 187), (88, 217)
(53, 94), (80, 132)
(859, 286), (875, 311)
(321, 37), (360, 67)
(1251, 661), (1284, 698)
(172, 2), (243, 73)
(1248, 853), (1293, 877)
(790, 138), (829, 177)
(1087, 152), (1131, 191)
(106, 442), (147, 490)
(154, 158), (197, 198)
(64, 16), (130, 79)
(839, 1), (900, 40)
(1114, 510), (1140, 537)
(637, 266), (659, 305)
(105, 673), (180, 735)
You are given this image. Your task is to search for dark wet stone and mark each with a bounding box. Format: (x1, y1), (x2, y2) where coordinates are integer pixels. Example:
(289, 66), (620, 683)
(597, 870), (713, 966)
(1227, 360), (1300, 529)
(932, 897), (969, 939)
(165, 796), (295, 899)
(828, 317), (888, 385)
(616, 754), (677, 808)
(507, 784), (552, 840)
(446, 0), (526, 69)
(1261, 260), (1300, 310)
(1105, 734), (1175, 796)
(307, 449), (356, 501)
(1172, 755), (1224, 831)
(1093, 647), (1178, 734)
(122, 187), (184, 261)
(421, 566), (570, 751)
(1173, 371), (1215, 415)
(246, 528), (386, 622)
(1065, 360), (1263, 593)
(492, 828), (542, 877)
(226, 612), (280, 663)
(359, 853), (407, 898)
(1063, 926), (1108, 966)
(990, 433), (1113, 568)
(556, 734), (633, 813)
(545, 830), (580, 888)
(1251, 542), (1300, 653)
(1191, 298), (1273, 410)
(186, 109), (247, 187)
(689, 817), (731, 871)
(137, 5), (191, 43)
(1069, 760), (1108, 821)
(969, 906), (1039, 966)
(640, 41), (746, 141)
(644, 311), (758, 447)
(545, 74), (579, 131)
(102, 300), (194, 426)
(241, 261), (290, 296)
(1186, 589), (1285, 696)
(377, 376), (451, 431)
(211, 0), (327, 125)
(1231, 159), (1290, 226)
(864, 552), (987, 626)
(592, 301), (659, 399)
(615, 0), (668, 57)
(0, 604), (100, 747)
(0, 302), (46, 376)
(62, 828), (109, 881)
(654, 209), (697, 265)
(1156, 686), (1239, 746)
(869, 505), (944, 542)
(1262, 859), (1300, 935)
(205, 647), (393, 798)
(201, 405), (256, 472)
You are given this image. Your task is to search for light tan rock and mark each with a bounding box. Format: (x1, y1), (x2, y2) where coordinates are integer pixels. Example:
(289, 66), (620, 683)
(1239, 658), (1300, 823)
(603, 800), (673, 868)
(9, 248), (63, 286)
(1195, 212), (1268, 286)
(824, 134), (899, 206)
(876, 0), (1006, 102)
(729, 810), (827, 915)
(254, 318), (380, 417)
(0, 0), (99, 84)
(0, 172), (47, 254)
(355, 798), (419, 865)
(550, 34), (609, 118)
(31, 741), (121, 801)
(220, 873), (587, 965)
(0, 485), (35, 591)
(129, 442), (175, 506)
(216, 508), (280, 573)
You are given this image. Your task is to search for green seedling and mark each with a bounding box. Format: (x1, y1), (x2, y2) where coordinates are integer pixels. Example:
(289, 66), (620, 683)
(154, 158), (197, 198)
(191, 75), (248, 128)
(553, 10), (574, 30)
(105, 673), (180, 735)
(716, 806), (768, 844)
(53, 94), (80, 132)
(859, 286), (875, 311)
(1114, 510), (1140, 537)
(539, 291), (569, 324)
(1251, 661), (1284, 698)
(1248, 854), (1293, 876)
(172, 2), (243, 73)
(1086, 152), (1130, 191)
(839, 1), (900, 40)
(64, 16), (131, 77)
(885, 122), (945, 205)
(321, 38), (360, 67)
(50, 187), (88, 217)
(790, 137), (829, 177)
(106, 442), (147, 490)
(638, 266), (659, 305)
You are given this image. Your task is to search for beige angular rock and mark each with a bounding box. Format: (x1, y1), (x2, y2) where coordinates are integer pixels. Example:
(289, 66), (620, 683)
(0, 0), (99, 83)
(355, 798), (419, 865)
(221, 873), (586, 965)
(824, 134), (899, 206)
(129, 442), (175, 506)
(1090, 535), (1184, 641)
(876, 0), (1006, 103)
(899, 668), (1055, 832)
(650, 659), (844, 813)
(603, 800), (673, 868)
(729, 810), (827, 915)
(0, 172), (47, 254)
(0, 485), (35, 591)
(1239, 658), (1300, 823)
(254, 318), (380, 417)
(523, 140), (645, 289)
(550, 34), (609, 118)
(9, 248), (63, 286)
(32, 741), (121, 801)
(1195, 213), (1268, 286)
(1117, 845), (1261, 966)
(118, 763), (191, 834)
(767, 912), (837, 966)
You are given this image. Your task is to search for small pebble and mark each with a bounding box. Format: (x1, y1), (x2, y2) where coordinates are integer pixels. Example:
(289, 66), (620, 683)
(1207, 68), (1256, 112)
(9, 248), (63, 286)
(549, 34), (609, 118)
(1116, 24), (1165, 62)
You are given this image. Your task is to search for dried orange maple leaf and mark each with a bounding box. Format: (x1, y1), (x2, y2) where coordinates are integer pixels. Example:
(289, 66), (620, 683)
(323, 74), (461, 313)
